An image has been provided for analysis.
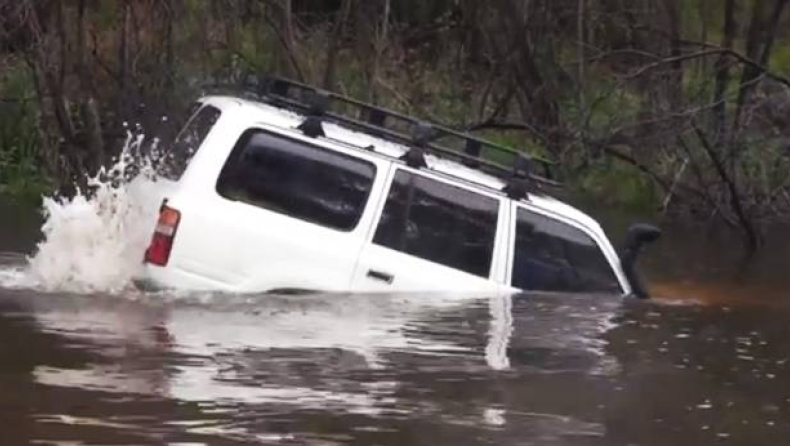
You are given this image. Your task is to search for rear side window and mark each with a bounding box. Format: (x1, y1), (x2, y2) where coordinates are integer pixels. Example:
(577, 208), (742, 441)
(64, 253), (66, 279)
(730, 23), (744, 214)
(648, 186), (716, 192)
(216, 129), (376, 231)
(512, 208), (621, 293)
(160, 104), (221, 180)
(373, 170), (499, 278)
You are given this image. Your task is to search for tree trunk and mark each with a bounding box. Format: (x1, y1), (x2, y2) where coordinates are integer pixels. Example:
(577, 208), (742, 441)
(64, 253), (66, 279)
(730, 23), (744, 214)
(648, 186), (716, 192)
(77, 0), (104, 172)
(731, 0), (789, 148)
(496, 0), (562, 156)
(698, 0), (709, 73)
(711, 0), (736, 146)
(367, 0), (391, 102)
(281, 0), (301, 79)
(577, 0), (586, 108)
(119, 2), (131, 93)
(322, 0), (353, 90)
(164, 0), (175, 97)
(663, 0), (682, 110)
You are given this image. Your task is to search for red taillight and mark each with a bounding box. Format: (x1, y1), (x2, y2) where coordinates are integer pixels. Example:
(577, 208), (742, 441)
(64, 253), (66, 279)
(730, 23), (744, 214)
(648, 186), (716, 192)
(144, 202), (181, 266)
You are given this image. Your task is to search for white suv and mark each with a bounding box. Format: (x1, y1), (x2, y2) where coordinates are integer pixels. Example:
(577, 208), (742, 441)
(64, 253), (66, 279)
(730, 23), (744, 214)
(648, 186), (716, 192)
(135, 78), (659, 296)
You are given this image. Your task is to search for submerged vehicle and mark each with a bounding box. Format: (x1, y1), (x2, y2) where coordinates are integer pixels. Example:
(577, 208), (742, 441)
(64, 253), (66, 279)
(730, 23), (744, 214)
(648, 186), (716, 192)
(134, 77), (659, 296)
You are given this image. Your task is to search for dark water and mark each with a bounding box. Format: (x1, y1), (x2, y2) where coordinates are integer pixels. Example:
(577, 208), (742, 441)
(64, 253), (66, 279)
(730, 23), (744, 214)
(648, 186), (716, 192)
(2, 198), (790, 445)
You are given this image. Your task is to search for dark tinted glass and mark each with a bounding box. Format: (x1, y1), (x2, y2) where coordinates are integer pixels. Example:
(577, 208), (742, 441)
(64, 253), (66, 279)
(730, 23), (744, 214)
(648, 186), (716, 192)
(373, 170), (499, 278)
(160, 104), (221, 180)
(216, 129), (376, 231)
(512, 208), (621, 293)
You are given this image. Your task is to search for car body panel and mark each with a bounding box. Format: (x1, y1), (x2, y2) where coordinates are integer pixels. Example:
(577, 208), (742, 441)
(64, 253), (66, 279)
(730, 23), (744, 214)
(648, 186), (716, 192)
(135, 95), (631, 295)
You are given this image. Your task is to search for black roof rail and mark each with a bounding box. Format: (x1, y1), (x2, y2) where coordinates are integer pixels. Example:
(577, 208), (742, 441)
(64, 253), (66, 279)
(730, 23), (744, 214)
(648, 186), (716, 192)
(295, 88), (329, 138)
(212, 76), (563, 199)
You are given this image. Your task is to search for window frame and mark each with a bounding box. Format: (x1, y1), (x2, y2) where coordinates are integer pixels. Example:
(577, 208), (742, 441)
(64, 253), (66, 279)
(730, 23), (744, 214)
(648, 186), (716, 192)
(215, 127), (380, 233)
(366, 165), (510, 282)
(161, 103), (222, 180)
(506, 201), (628, 294)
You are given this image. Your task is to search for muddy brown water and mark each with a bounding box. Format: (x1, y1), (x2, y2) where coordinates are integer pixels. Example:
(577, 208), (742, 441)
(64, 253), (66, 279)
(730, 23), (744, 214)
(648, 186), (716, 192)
(1, 197), (790, 445)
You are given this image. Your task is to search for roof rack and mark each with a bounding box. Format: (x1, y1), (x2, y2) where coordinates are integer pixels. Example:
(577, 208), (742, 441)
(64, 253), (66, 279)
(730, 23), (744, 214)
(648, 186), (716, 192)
(217, 76), (563, 199)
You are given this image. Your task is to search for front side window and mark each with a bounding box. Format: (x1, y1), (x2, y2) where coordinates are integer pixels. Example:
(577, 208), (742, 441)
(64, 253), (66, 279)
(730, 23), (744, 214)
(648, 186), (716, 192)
(512, 208), (621, 293)
(216, 129), (376, 231)
(160, 104), (221, 180)
(373, 170), (500, 278)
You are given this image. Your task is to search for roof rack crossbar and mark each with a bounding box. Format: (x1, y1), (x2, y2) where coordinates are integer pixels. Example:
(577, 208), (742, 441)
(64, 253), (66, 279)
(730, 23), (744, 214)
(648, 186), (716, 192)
(462, 139), (482, 168)
(257, 89), (563, 191)
(217, 76), (564, 196)
(503, 155), (538, 199)
(294, 88), (328, 138)
(268, 78), (294, 99)
(401, 122), (431, 168)
(366, 107), (387, 127)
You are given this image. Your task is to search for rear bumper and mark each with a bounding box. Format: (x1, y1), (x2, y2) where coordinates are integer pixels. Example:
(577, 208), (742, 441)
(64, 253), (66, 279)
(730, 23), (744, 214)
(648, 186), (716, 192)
(131, 276), (165, 292)
(132, 264), (229, 292)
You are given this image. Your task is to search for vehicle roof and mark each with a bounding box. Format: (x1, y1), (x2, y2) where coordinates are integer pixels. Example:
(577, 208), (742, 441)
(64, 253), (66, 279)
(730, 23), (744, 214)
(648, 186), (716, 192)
(199, 95), (605, 232)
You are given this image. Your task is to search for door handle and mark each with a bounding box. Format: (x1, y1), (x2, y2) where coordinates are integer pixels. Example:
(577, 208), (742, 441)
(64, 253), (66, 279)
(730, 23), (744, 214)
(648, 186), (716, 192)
(366, 269), (394, 284)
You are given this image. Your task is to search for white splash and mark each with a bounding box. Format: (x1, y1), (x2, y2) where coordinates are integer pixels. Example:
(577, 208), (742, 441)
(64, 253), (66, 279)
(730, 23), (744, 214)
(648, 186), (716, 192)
(0, 264), (26, 289)
(25, 133), (171, 293)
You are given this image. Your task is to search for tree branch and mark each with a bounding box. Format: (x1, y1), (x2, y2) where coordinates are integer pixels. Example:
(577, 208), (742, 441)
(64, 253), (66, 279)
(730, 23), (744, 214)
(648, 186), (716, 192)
(692, 120), (760, 249)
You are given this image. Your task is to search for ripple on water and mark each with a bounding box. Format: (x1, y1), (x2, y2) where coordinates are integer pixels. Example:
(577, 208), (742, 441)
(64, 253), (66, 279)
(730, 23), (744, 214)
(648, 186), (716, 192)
(11, 275), (788, 445)
(0, 252), (29, 289)
(2, 291), (624, 428)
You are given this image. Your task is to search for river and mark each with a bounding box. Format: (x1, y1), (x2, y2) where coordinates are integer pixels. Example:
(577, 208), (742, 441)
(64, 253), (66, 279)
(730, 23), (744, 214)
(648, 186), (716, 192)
(1, 195), (789, 445)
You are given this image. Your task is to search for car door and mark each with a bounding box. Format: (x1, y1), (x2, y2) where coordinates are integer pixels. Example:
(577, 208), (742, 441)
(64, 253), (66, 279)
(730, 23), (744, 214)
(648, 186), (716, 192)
(351, 166), (509, 293)
(172, 126), (392, 292)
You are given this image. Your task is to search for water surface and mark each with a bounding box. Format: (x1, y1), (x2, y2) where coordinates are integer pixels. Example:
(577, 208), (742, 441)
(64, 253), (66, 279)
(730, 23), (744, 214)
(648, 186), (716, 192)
(1, 197), (790, 445)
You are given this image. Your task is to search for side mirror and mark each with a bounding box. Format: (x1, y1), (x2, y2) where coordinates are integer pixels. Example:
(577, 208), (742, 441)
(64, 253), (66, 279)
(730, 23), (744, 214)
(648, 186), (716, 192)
(621, 224), (661, 299)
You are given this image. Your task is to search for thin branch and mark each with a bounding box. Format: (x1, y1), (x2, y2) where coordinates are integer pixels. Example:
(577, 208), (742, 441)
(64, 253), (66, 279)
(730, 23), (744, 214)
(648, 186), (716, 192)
(466, 120), (548, 143)
(692, 120), (760, 249)
(583, 46), (790, 90)
(0, 97), (33, 103)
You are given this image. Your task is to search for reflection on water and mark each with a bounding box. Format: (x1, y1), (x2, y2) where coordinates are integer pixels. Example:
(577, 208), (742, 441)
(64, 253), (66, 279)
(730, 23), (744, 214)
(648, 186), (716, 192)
(1, 279), (789, 445)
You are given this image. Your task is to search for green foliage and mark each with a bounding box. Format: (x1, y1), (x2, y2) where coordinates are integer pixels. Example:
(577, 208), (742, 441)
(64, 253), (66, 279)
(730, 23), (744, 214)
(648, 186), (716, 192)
(474, 131), (547, 165)
(1, 0), (788, 221)
(0, 62), (49, 199)
(586, 88), (642, 133)
(770, 42), (790, 77)
(571, 159), (660, 213)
